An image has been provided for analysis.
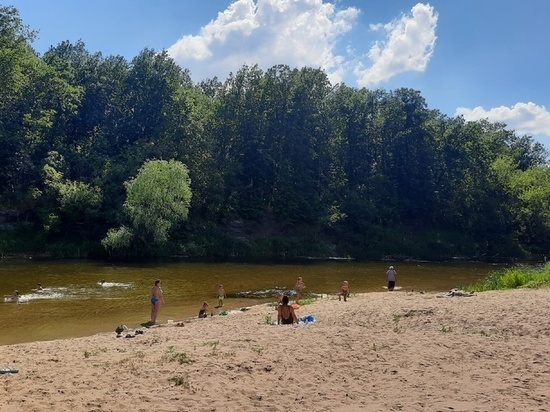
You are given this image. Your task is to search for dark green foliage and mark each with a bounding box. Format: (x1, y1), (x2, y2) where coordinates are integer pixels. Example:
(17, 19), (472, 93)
(1, 7), (549, 260)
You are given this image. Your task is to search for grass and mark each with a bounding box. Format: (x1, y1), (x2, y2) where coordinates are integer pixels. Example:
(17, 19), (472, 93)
(392, 314), (402, 333)
(162, 346), (195, 365)
(297, 297), (318, 305)
(440, 324), (453, 333)
(371, 343), (390, 351)
(466, 263), (550, 292)
(169, 374), (192, 390)
(202, 340), (220, 357)
(84, 347), (107, 358)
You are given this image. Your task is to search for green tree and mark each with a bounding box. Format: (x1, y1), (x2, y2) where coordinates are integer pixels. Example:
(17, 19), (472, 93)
(39, 151), (103, 236)
(102, 159), (192, 255)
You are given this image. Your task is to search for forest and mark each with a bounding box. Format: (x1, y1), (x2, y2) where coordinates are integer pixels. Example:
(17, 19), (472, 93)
(1, 6), (550, 261)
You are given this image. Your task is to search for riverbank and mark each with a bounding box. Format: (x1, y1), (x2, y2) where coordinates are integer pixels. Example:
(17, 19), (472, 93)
(2, 289), (550, 411)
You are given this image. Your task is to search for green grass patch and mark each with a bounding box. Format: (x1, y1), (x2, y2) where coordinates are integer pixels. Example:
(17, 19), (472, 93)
(83, 347), (108, 358)
(162, 346), (195, 364)
(169, 374), (191, 389)
(297, 296), (318, 305)
(466, 263), (550, 291)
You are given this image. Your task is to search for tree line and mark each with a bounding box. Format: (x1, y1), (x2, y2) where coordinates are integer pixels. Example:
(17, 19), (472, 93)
(1, 6), (549, 260)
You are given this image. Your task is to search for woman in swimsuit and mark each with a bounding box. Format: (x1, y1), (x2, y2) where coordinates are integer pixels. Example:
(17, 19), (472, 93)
(277, 295), (298, 325)
(150, 279), (164, 324)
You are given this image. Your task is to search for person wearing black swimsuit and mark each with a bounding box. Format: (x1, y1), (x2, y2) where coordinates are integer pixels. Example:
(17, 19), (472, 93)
(278, 295), (298, 325)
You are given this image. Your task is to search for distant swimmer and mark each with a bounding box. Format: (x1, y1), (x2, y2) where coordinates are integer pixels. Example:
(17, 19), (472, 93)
(3, 290), (20, 303)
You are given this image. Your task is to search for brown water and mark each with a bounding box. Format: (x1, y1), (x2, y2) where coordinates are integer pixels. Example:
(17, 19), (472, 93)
(0, 259), (505, 345)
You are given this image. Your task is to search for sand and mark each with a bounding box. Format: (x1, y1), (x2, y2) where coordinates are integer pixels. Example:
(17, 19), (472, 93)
(1, 288), (550, 412)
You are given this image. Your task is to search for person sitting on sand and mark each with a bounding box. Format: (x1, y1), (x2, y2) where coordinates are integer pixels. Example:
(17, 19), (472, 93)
(199, 301), (209, 318)
(294, 276), (305, 303)
(217, 284), (226, 308)
(149, 279), (164, 325)
(278, 295), (299, 325)
(339, 281), (349, 301)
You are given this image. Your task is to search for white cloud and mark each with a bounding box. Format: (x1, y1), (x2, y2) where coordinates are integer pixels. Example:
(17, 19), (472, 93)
(455, 102), (550, 141)
(167, 0), (360, 84)
(354, 3), (438, 87)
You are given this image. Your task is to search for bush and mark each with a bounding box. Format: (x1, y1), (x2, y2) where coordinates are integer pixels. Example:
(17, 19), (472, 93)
(467, 263), (550, 291)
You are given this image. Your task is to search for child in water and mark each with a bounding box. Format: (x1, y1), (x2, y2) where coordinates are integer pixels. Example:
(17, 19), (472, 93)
(217, 284), (226, 308)
(339, 281), (349, 301)
(294, 277), (305, 303)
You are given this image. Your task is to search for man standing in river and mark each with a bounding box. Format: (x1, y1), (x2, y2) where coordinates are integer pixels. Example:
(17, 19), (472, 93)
(386, 266), (397, 291)
(150, 279), (164, 324)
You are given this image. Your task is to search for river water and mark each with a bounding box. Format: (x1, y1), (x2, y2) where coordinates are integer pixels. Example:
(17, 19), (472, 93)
(0, 259), (505, 345)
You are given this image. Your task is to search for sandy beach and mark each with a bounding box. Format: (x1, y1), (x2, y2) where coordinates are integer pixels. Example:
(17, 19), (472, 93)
(1, 288), (550, 412)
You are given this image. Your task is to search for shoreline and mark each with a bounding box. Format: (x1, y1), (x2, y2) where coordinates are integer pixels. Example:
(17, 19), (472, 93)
(2, 289), (550, 411)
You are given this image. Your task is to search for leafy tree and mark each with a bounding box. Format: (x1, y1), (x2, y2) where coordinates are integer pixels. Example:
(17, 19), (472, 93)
(102, 159), (192, 255)
(38, 151), (103, 237)
(0, 6), (40, 201)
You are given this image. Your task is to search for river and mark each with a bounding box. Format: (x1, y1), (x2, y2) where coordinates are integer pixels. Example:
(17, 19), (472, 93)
(0, 259), (505, 345)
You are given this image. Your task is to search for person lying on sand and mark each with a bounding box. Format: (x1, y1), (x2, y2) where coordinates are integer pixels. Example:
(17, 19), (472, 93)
(437, 288), (476, 298)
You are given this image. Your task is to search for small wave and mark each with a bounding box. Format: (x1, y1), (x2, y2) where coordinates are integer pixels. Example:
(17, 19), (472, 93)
(236, 287), (294, 299)
(98, 281), (133, 288)
(10, 290), (66, 303)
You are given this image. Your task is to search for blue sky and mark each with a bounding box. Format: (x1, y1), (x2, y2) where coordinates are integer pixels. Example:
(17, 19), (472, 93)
(7, 0), (550, 148)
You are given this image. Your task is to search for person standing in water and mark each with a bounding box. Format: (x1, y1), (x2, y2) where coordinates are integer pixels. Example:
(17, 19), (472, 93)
(294, 276), (305, 303)
(338, 281), (350, 301)
(217, 284), (226, 308)
(386, 266), (397, 291)
(149, 279), (164, 324)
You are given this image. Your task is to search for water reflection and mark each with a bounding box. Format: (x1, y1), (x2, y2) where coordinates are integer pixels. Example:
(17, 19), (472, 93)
(0, 259), (507, 345)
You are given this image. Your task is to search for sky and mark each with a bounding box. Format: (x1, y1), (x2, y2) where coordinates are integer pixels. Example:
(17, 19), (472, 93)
(6, 0), (550, 148)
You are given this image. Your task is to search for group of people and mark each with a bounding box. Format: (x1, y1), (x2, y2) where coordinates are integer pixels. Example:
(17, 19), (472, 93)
(148, 266), (398, 325)
(4, 283), (45, 303)
(149, 280), (227, 324)
(273, 277), (305, 325)
(198, 285), (227, 319)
